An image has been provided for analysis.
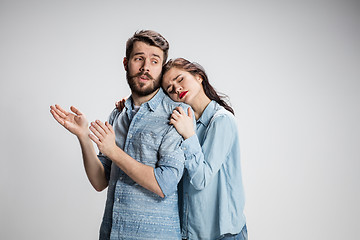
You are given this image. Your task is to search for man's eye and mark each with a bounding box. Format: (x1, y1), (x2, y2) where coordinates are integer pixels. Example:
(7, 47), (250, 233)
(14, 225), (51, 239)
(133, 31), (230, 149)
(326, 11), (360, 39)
(152, 60), (158, 64)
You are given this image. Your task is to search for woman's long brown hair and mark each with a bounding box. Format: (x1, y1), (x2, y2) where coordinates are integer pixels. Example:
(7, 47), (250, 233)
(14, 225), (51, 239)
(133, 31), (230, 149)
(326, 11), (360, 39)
(163, 58), (234, 115)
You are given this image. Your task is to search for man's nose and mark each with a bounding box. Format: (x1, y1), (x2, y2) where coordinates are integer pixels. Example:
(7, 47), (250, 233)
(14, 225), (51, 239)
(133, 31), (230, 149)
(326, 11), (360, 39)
(140, 59), (150, 72)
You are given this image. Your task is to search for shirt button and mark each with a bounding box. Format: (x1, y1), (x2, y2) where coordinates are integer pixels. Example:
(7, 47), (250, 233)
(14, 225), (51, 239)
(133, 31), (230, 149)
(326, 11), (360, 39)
(129, 134), (133, 138)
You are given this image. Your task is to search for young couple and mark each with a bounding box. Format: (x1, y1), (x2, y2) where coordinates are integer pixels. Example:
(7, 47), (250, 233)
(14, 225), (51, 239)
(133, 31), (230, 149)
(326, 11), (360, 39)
(50, 30), (247, 240)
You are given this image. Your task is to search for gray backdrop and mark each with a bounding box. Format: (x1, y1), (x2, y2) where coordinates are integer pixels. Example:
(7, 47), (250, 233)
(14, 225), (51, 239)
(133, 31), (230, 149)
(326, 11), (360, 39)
(1, 0), (359, 239)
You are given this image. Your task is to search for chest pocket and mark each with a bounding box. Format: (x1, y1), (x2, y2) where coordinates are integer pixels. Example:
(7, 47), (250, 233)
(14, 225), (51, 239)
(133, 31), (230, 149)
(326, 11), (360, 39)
(139, 130), (162, 149)
(128, 130), (162, 166)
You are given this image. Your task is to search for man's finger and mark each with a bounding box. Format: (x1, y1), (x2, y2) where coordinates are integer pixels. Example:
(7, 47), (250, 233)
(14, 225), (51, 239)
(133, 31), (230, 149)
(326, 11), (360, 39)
(105, 121), (114, 133)
(96, 120), (110, 134)
(50, 109), (65, 126)
(70, 106), (82, 116)
(90, 123), (104, 140)
(51, 105), (68, 119)
(89, 133), (101, 145)
(55, 104), (69, 116)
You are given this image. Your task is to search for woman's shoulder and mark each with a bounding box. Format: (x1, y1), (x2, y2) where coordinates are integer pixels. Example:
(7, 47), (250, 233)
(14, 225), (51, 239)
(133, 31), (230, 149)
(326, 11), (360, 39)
(203, 104), (239, 142)
(211, 103), (236, 123)
(205, 103), (237, 132)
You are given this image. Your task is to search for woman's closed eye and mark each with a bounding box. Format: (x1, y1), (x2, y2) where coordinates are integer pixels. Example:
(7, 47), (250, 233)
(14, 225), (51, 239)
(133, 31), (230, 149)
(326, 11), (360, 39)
(167, 86), (175, 94)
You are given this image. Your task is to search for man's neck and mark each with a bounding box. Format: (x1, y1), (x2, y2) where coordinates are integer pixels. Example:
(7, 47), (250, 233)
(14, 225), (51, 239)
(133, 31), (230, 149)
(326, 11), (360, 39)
(132, 88), (160, 107)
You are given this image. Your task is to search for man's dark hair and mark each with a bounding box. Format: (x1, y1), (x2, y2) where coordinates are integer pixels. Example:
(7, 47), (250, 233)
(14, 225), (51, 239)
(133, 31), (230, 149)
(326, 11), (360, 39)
(126, 30), (169, 65)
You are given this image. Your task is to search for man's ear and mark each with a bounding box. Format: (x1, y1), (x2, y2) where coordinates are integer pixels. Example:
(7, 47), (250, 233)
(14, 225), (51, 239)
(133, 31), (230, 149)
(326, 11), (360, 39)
(123, 57), (128, 71)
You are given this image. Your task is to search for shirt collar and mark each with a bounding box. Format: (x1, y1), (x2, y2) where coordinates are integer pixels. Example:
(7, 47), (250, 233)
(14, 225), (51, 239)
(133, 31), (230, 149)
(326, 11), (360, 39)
(197, 100), (217, 127)
(125, 88), (164, 112)
(146, 88), (164, 111)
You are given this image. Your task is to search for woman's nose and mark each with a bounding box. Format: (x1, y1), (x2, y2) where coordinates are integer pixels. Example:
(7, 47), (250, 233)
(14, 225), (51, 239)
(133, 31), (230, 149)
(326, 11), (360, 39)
(175, 85), (182, 94)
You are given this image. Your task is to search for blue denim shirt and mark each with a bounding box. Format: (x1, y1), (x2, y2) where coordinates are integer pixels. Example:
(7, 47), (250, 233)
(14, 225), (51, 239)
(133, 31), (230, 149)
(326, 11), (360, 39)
(179, 101), (246, 240)
(98, 88), (187, 240)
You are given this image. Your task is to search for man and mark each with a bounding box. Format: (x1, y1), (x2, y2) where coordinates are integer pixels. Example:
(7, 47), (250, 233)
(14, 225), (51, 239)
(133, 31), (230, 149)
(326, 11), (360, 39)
(50, 30), (187, 239)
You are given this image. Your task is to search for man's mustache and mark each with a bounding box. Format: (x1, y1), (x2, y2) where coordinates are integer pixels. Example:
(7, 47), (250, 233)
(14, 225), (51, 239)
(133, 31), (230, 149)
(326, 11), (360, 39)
(129, 71), (154, 80)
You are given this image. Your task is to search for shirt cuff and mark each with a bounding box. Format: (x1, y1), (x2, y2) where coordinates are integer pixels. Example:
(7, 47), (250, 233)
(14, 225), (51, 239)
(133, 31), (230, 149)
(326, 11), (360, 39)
(181, 134), (202, 158)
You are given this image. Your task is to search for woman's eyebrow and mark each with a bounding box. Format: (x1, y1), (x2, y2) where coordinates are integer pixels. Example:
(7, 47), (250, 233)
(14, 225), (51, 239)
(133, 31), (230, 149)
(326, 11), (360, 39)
(172, 74), (181, 81)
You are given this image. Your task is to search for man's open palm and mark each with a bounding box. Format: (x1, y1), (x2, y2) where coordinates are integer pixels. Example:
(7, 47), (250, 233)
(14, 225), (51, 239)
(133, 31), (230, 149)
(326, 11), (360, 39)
(50, 104), (89, 138)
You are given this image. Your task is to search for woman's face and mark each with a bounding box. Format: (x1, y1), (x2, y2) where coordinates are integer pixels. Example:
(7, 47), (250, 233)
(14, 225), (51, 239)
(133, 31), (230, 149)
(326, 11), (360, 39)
(162, 67), (203, 104)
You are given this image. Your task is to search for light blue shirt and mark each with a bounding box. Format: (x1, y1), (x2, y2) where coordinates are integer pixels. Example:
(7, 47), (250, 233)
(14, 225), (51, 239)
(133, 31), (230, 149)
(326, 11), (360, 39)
(98, 88), (187, 240)
(180, 101), (246, 240)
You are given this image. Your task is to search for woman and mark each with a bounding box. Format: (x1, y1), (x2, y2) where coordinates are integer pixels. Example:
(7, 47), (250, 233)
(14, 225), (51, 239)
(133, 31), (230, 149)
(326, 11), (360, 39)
(117, 58), (247, 240)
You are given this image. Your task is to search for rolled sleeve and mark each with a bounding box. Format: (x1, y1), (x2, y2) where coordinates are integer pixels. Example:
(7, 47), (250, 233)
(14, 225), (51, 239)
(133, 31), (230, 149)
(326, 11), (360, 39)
(98, 153), (112, 181)
(154, 127), (185, 197)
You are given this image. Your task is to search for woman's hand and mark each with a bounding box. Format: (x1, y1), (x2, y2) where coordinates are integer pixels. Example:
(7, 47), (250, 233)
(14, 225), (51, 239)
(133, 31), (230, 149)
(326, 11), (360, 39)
(170, 107), (195, 140)
(115, 98), (127, 112)
(89, 120), (117, 158)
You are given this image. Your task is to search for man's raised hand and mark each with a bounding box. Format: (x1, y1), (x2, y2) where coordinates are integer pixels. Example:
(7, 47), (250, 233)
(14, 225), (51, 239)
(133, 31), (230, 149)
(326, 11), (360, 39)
(50, 104), (89, 138)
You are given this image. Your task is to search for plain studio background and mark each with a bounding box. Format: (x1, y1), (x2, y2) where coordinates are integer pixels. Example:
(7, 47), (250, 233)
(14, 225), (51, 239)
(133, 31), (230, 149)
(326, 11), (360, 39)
(1, 0), (359, 239)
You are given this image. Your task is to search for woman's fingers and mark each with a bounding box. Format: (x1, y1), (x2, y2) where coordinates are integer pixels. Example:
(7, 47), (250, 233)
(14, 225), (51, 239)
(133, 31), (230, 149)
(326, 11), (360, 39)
(169, 118), (177, 125)
(171, 106), (189, 120)
(115, 98), (127, 111)
(171, 112), (179, 120)
(177, 107), (186, 115)
(187, 107), (193, 118)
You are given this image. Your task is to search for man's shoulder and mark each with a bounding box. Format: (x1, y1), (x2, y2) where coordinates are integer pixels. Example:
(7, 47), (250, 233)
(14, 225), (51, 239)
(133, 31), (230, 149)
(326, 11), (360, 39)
(161, 94), (191, 113)
(108, 108), (122, 124)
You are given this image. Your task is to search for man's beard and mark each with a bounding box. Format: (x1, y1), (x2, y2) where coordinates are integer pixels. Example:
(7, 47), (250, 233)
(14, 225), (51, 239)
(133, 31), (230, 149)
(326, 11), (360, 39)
(127, 71), (161, 96)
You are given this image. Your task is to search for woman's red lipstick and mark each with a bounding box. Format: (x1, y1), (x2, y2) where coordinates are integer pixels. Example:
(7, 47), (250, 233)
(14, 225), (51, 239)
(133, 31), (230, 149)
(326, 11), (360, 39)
(179, 91), (188, 99)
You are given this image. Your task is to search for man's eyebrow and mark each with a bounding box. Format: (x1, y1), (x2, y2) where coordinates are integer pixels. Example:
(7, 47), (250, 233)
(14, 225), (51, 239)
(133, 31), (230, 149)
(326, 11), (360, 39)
(133, 52), (161, 59)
